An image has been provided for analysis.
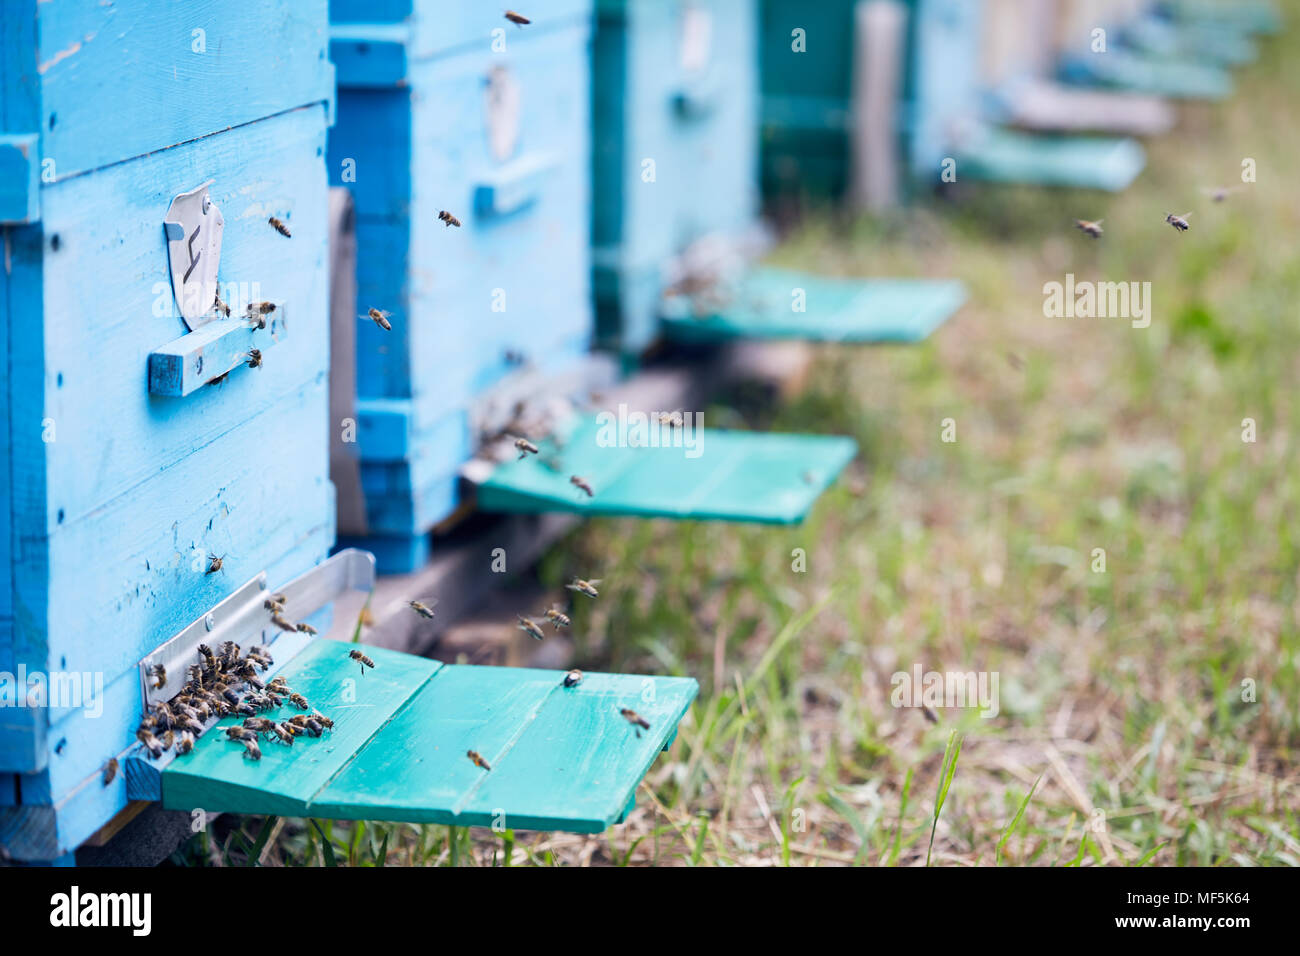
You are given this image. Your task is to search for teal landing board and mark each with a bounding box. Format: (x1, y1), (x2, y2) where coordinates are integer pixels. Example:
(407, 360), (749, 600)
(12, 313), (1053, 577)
(1061, 50), (1233, 100)
(661, 268), (965, 345)
(476, 416), (857, 524)
(955, 128), (1146, 192)
(160, 640), (697, 833)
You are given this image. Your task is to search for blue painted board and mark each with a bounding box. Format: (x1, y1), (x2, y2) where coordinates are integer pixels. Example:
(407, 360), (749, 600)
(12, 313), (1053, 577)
(477, 416), (858, 523)
(0, 134), (39, 223)
(148, 315), (288, 397)
(662, 268), (965, 344)
(160, 639), (697, 833)
(954, 127), (1146, 192)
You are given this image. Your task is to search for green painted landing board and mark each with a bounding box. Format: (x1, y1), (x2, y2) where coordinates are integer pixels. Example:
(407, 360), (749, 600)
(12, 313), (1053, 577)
(476, 416), (858, 524)
(661, 268), (964, 345)
(1070, 50), (1232, 100)
(957, 128), (1145, 192)
(161, 640), (697, 833)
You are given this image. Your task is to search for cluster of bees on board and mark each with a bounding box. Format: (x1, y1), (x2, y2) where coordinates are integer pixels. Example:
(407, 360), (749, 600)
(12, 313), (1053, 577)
(407, 574), (654, 774)
(1073, 185), (1243, 240)
(104, 595), (376, 783)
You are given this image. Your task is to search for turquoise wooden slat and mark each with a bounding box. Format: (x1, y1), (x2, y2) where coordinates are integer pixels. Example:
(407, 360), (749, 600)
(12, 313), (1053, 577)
(1060, 48), (1233, 100)
(159, 640), (697, 833)
(661, 268), (965, 344)
(0, 134), (39, 223)
(476, 417), (858, 523)
(148, 315), (287, 398)
(1160, 0), (1282, 35)
(1125, 15), (1257, 66)
(954, 127), (1146, 192)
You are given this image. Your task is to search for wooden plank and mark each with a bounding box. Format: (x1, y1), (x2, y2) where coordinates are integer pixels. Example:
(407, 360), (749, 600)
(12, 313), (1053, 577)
(0, 134), (39, 223)
(849, 0), (905, 213)
(148, 313), (287, 397)
(955, 127), (1146, 192)
(1001, 81), (1174, 136)
(162, 640), (441, 817)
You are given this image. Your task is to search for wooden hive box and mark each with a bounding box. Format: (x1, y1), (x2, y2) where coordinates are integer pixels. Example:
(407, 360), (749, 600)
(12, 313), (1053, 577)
(327, 0), (596, 573)
(592, 0), (761, 356)
(0, 0), (335, 862)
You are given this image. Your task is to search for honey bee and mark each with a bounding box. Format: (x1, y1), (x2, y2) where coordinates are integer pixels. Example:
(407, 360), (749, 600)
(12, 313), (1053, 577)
(243, 715), (277, 734)
(311, 710), (335, 729)
(181, 716), (205, 736)
(570, 475), (594, 497)
(198, 644), (217, 672)
(1201, 185), (1242, 203)
(366, 307), (393, 331)
(1165, 212), (1191, 232)
(565, 578), (601, 599)
(102, 757), (119, 785)
(225, 726), (257, 741)
(921, 704), (939, 724)
(268, 216), (292, 238)
(657, 410), (684, 428)
(504, 10), (530, 26)
(268, 676), (291, 695)
(213, 288), (232, 317)
(247, 301), (277, 316)
(563, 668), (583, 688)
(516, 615), (546, 641)
(409, 599), (438, 619)
(150, 663), (167, 690)
(270, 724), (295, 745)
(246, 348), (263, 369)
(242, 738), (262, 761)
(136, 728), (165, 759)
(271, 612), (298, 633)
(543, 607), (571, 630)
(289, 693), (309, 710)
(175, 732), (196, 755)
(205, 553), (225, 576)
(620, 707), (650, 737)
(296, 622), (318, 636)
(1074, 218), (1104, 238)
(514, 437), (540, 459)
(234, 701), (258, 717)
(161, 729), (176, 750)
(437, 210), (462, 228)
(467, 749), (492, 771)
(349, 648), (376, 673)
(264, 596), (285, 613)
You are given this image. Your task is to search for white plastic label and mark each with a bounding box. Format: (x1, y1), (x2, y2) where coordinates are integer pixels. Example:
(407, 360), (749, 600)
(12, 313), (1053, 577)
(164, 180), (225, 329)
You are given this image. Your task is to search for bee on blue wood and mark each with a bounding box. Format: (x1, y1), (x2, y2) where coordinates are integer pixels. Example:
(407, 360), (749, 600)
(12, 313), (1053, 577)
(563, 669), (583, 688)
(206, 372), (231, 387)
(515, 437), (540, 459)
(505, 10), (530, 26)
(409, 599), (438, 619)
(1074, 219), (1103, 238)
(620, 708), (650, 738)
(175, 732), (196, 755)
(467, 750), (491, 771)
(517, 615), (546, 641)
(246, 302), (276, 330)
(311, 710), (335, 729)
(288, 692), (310, 710)
(349, 648), (375, 674)
(570, 475), (595, 497)
(270, 724), (295, 746)
(242, 738), (262, 761)
(366, 307), (393, 331)
(244, 716), (275, 733)
(246, 646), (273, 670)
(268, 216), (292, 238)
(246, 349), (263, 369)
(1165, 212), (1191, 232)
(438, 209), (462, 228)
(136, 728), (165, 759)
(102, 757), (118, 785)
(268, 676), (291, 696)
(543, 607), (571, 630)
(225, 726), (257, 741)
(565, 578), (601, 599)
(289, 714), (324, 737)
(205, 553), (226, 576)
(213, 288), (232, 317)
(150, 663), (167, 690)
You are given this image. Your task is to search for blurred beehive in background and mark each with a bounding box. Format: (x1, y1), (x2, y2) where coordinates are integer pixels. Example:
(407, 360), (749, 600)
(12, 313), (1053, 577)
(0, 0), (335, 862)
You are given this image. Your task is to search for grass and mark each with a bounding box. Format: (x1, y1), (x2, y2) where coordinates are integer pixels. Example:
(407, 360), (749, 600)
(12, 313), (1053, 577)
(173, 16), (1300, 867)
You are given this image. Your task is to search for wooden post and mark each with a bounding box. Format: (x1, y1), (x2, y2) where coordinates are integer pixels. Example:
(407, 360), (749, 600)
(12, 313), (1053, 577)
(850, 0), (907, 213)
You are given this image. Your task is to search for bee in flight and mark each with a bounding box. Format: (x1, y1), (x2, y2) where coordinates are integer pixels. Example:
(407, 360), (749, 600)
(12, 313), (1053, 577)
(570, 475), (594, 497)
(515, 437), (540, 459)
(505, 10), (530, 26)
(296, 622), (318, 636)
(543, 607), (571, 630)
(366, 307), (393, 331)
(467, 749), (492, 771)
(657, 410), (684, 428)
(246, 348), (263, 369)
(563, 668), (583, 688)
(409, 599), (438, 619)
(1165, 212), (1191, 232)
(265, 594), (286, 613)
(620, 708), (650, 738)
(205, 553), (225, 576)
(268, 216), (292, 238)
(566, 577), (601, 599)
(1201, 185), (1242, 203)
(271, 612), (298, 633)
(1074, 218), (1103, 238)
(349, 648), (376, 674)
(438, 209), (462, 228)
(136, 729), (165, 759)
(516, 615), (546, 641)
(150, 663), (167, 690)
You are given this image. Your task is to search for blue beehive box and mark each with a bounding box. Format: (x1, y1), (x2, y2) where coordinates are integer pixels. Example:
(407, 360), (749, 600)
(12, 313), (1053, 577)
(592, 0), (761, 357)
(327, 1), (595, 573)
(0, 0), (335, 862)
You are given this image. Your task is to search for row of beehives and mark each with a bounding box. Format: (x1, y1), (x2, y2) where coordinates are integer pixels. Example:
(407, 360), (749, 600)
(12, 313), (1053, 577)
(0, 0), (1276, 862)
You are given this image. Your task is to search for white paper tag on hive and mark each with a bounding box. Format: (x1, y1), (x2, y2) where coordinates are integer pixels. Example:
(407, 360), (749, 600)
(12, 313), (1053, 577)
(164, 180), (225, 329)
(484, 66), (522, 163)
(680, 6), (713, 75)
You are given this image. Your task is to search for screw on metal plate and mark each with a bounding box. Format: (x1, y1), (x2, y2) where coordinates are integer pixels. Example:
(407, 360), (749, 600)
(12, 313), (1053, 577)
(164, 180), (225, 330)
(137, 549), (377, 710)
